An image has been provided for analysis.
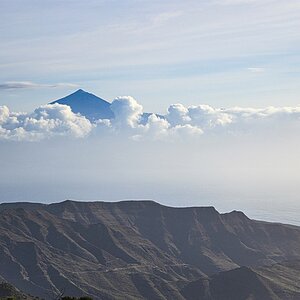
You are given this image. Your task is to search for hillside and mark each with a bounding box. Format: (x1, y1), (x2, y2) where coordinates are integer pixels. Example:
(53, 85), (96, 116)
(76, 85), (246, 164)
(0, 200), (300, 299)
(181, 260), (300, 300)
(0, 281), (36, 300)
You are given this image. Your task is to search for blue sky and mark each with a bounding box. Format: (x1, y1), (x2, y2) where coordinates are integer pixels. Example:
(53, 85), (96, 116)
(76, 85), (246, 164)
(1, 0), (300, 112)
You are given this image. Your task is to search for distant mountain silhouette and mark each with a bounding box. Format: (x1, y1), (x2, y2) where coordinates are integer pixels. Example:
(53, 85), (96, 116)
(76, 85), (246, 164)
(0, 200), (300, 299)
(50, 89), (164, 123)
(50, 89), (114, 121)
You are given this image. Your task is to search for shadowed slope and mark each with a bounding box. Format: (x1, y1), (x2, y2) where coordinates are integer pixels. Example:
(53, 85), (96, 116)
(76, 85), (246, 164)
(181, 260), (300, 300)
(0, 281), (36, 299)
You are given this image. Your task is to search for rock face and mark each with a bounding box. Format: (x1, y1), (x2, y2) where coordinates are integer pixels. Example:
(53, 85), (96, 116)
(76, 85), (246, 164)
(0, 200), (300, 299)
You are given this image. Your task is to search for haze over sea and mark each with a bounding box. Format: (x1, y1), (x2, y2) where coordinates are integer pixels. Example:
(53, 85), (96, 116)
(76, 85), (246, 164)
(1, 0), (300, 227)
(1, 106), (299, 227)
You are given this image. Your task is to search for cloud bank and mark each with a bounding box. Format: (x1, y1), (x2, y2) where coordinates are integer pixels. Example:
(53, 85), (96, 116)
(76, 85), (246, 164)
(0, 104), (92, 141)
(1, 96), (300, 141)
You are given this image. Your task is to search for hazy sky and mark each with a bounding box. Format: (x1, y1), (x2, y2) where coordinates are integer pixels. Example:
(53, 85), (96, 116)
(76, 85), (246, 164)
(1, 0), (300, 112)
(1, 1), (300, 225)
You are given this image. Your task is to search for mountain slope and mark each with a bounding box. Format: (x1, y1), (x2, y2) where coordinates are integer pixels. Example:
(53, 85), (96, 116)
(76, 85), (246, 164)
(0, 281), (36, 300)
(181, 261), (300, 300)
(0, 200), (300, 299)
(50, 89), (114, 121)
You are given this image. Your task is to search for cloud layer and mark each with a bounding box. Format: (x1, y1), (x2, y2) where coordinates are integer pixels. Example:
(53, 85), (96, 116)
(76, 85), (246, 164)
(0, 103), (92, 141)
(1, 96), (300, 141)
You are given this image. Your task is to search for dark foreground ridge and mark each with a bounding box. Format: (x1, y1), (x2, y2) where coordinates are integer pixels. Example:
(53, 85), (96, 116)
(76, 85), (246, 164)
(0, 200), (300, 299)
(0, 281), (36, 299)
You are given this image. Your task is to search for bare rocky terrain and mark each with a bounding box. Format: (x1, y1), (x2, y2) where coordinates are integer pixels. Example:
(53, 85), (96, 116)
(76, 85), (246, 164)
(0, 281), (37, 300)
(0, 200), (300, 299)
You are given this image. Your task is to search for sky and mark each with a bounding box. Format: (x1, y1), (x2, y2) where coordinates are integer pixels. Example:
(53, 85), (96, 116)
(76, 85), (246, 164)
(0, 0), (300, 225)
(0, 0), (300, 112)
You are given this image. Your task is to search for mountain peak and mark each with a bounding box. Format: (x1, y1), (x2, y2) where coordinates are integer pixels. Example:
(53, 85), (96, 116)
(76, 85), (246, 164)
(50, 90), (162, 124)
(50, 89), (114, 121)
(74, 88), (85, 93)
(69, 88), (93, 97)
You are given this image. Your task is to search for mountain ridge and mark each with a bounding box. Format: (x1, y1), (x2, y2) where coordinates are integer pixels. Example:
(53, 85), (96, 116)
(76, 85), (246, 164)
(0, 200), (300, 299)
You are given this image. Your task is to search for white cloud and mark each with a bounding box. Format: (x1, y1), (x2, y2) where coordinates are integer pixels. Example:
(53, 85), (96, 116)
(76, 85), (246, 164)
(0, 81), (78, 90)
(138, 114), (170, 140)
(0, 103), (92, 141)
(247, 67), (265, 73)
(110, 96), (143, 128)
(188, 105), (233, 128)
(166, 104), (191, 126)
(165, 103), (233, 129)
(98, 98), (300, 140)
(1, 96), (300, 141)
(170, 124), (203, 139)
(0, 106), (10, 123)
(226, 106), (300, 120)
